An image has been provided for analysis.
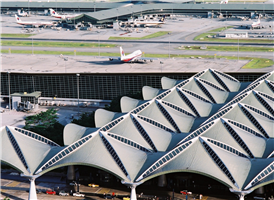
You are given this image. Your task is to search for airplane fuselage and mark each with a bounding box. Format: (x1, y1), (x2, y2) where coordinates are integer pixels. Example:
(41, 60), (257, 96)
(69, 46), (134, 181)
(134, 20), (165, 27)
(121, 50), (142, 62)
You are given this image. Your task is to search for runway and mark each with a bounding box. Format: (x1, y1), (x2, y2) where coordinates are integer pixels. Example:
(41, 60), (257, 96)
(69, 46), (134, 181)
(2, 45), (273, 59)
(2, 37), (274, 47)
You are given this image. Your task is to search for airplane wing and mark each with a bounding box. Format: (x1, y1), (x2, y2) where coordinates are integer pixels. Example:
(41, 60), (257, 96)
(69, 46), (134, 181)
(109, 56), (120, 61)
(135, 57), (158, 62)
(109, 56), (158, 63)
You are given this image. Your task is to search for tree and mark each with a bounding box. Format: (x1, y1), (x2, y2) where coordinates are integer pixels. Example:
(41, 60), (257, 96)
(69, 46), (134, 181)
(23, 108), (64, 145)
(71, 112), (95, 128)
(24, 108), (58, 130)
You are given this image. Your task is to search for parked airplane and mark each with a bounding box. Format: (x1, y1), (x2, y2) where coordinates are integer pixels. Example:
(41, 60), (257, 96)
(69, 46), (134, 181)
(236, 16), (248, 21)
(240, 18), (265, 29)
(17, 9), (28, 17)
(15, 14), (56, 27)
(132, 15), (166, 27)
(220, 0), (228, 4)
(109, 47), (155, 63)
(49, 9), (81, 19)
(251, 18), (260, 29)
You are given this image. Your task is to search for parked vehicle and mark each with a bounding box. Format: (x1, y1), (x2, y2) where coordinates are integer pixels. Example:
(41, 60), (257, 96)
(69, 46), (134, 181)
(180, 190), (192, 195)
(88, 183), (99, 187)
(73, 192), (85, 197)
(46, 190), (56, 195)
(59, 190), (69, 196)
(26, 189), (42, 194)
(9, 172), (19, 175)
(105, 194), (113, 199)
(36, 189), (42, 194)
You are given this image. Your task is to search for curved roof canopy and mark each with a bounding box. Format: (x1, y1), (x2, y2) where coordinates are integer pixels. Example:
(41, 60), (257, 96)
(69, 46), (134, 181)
(1, 69), (274, 193)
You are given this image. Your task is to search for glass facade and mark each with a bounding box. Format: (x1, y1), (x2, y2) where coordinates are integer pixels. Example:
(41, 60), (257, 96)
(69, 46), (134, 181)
(1, 73), (263, 101)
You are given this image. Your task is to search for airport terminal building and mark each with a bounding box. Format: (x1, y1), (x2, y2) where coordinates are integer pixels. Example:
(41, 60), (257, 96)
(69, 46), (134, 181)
(0, 72), (264, 109)
(1, 69), (274, 200)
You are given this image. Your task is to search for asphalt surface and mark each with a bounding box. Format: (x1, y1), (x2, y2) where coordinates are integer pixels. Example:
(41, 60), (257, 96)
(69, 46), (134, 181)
(2, 45), (274, 59)
(2, 37), (274, 47)
(0, 171), (269, 200)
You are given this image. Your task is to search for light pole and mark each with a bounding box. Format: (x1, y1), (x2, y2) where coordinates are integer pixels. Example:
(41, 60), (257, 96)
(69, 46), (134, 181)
(168, 32), (171, 59)
(160, 61), (163, 73)
(98, 35), (100, 56)
(116, 8), (118, 21)
(76, 74), (80, 114)
(74, 10), (75, 26)
(237, 37), (239, 62)
(7, 71), (11, 111)
(64, 57), (68, 73)
(32, 37), (34, 55)
(226, 11), (227, 29)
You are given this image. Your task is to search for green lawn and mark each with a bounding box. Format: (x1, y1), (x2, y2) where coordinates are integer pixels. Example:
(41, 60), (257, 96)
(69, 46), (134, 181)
(109, 31), (170, 40)
(194, 27), (274, 44)
(2, 49), (273, 69)
(1, 49), (120, 57)
(1, 34), (35, 38)
(242, 58), (274, 69)
(179, 46), (274, 52)
(209, 26), (234, 33)
(1, 40), (116, 48)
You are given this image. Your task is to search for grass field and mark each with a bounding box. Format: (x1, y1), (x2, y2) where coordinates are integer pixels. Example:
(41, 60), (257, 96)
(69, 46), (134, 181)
(109, 31), (170, 40)
(2, 49), (273, 69)
(1, 40), (116, 48)
(194, 27), (274, 43)
(1, 49), (120, 57)
(209, 26), (234, 33)
(1, 34), (35, 38)
(179, 45), (274, 52)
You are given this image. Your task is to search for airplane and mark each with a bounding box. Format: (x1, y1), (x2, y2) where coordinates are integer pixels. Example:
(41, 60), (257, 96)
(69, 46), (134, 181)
(220, 0), (228, 4)
(241, 18), (263, 29)
(131, 15), (166, 27)
(236, 16), (248, 21)
(15, 14), (57, 27)
(109, 47), (154, 63)
(251, 18), (261, 29)
(17, 9), (28, 17)
(49, 9), (81, 19)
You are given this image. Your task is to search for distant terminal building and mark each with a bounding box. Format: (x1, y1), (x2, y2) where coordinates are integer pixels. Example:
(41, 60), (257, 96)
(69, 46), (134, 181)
(1, 1), (274, 25)
(224, 31), (248, 38)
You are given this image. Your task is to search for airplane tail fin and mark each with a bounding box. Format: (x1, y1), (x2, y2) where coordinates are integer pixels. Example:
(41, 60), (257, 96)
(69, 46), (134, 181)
(15, 14), (21, 22)
(49, 8), (56, 16)
(120, 47), (125, 58)
(225, 0), (228, 4)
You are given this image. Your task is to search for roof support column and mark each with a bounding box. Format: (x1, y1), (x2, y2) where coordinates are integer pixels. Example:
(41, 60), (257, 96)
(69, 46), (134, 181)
(29, 177), (37, 200)
(229, 188), (253, 200)
(122, 181), (143, 200)
(21, 174), (40, 200)
(130, 185), (137, 200)
(238, 194), (245, 200)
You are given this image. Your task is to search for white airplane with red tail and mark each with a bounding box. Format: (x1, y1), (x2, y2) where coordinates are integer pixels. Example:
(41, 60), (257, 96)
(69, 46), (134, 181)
(17, 9), (28, 17)
(120, 47), (142, 62)
(49, 9), (81, 19)
(251, 18), (260, 29)
(109, 47), (155, 63)
(220, 0), (228, 4)
(15, 14), (56, 27)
